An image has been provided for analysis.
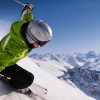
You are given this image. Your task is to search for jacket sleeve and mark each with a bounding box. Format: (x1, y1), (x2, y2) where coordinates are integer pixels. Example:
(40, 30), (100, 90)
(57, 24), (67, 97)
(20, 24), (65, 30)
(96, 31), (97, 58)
(21, 9), (34, 23)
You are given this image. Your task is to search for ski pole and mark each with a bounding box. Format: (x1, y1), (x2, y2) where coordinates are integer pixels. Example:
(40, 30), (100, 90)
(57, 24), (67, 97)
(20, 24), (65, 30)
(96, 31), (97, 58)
(14, 0), (25, 6)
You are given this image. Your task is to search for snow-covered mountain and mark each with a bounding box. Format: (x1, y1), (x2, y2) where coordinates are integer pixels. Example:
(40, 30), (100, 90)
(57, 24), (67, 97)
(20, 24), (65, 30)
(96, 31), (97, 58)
(58, 68), (100, 99)
(29, 51), (100, 71)
(29, 51), (100, 99)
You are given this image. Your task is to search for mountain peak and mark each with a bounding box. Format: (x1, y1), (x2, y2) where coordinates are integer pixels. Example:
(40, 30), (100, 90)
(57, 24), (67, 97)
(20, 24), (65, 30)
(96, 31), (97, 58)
(87, 51), (96, 55)
(86, 51), (98, 59)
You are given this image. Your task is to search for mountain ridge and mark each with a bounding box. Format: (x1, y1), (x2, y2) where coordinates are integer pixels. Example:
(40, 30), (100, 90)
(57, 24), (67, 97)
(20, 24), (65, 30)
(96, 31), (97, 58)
(29, 51), (100, 71)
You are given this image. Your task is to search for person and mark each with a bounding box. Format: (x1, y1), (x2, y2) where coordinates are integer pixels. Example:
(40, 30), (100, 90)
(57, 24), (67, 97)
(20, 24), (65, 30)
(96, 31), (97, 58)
(0, 3), (52, 92)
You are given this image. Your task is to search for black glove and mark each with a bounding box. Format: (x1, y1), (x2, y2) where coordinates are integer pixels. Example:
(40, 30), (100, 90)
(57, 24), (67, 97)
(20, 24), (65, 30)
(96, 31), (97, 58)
(24, 3), (34, 11)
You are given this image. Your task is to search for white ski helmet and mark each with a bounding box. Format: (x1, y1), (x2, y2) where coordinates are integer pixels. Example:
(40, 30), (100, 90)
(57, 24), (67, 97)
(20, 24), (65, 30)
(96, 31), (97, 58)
(26, 20), (52, 47)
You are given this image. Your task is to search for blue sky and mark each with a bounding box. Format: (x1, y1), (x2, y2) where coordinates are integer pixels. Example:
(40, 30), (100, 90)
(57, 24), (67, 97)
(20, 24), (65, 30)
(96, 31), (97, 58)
(0, 0), (100, 54)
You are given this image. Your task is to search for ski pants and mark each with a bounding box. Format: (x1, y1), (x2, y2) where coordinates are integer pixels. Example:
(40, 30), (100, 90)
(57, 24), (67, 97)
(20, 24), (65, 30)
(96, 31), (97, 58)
(0, 64), (34, 89)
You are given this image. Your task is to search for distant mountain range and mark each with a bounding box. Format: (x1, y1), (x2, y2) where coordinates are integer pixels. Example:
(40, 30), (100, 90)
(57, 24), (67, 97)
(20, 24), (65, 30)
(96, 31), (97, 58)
(29, 51), (100, 99)
(29, 51), (100, 71)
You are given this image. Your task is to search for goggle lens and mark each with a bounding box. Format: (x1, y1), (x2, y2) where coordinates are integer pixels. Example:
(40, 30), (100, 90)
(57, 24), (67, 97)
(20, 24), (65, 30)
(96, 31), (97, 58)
(37, 41), (49, 47)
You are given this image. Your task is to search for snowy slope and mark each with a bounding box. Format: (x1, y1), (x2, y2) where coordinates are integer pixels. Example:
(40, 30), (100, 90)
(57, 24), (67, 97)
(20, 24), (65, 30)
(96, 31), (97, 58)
(32, 59), (74, 77)
(29, 52), (100, 99)
(29, 53), (74, 77)
(0, 57), (94, 100)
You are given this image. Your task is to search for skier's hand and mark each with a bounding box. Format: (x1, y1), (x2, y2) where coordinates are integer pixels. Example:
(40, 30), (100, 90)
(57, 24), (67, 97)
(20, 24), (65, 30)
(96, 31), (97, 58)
(24, 3), (34, 11)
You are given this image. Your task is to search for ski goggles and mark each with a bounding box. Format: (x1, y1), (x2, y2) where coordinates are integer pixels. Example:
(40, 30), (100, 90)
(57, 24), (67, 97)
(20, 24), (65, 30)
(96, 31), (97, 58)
(27, 31), (50, 47)
(37, 40), (49, 47)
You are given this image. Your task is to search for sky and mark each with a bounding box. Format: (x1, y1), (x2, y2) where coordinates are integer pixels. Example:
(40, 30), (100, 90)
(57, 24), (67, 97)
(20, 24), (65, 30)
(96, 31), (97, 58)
(0, 0), (100, 54)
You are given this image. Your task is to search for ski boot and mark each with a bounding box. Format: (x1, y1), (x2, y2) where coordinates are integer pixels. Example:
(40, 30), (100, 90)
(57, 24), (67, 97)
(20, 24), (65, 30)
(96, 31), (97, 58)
(17, 88), (32, 94)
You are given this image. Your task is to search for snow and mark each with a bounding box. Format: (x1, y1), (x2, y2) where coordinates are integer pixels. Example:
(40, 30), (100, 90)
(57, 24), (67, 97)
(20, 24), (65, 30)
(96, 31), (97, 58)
(18, 57), (94, 100)
(32, 59), (73, 77)
(0, 57), (95, 100)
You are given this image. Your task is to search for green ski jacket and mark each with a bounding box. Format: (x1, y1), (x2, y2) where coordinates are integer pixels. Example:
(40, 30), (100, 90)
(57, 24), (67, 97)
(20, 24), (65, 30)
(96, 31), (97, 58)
(0, 10), (34, 72)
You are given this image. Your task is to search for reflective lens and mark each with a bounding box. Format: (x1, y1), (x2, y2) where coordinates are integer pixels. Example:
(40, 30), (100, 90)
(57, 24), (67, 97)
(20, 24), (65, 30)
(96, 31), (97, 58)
(39, 41), (48, 47)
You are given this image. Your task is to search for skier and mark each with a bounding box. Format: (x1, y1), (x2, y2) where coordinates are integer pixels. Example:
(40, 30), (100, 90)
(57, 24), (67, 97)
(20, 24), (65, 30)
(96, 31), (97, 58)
(0, 3), (52, 93)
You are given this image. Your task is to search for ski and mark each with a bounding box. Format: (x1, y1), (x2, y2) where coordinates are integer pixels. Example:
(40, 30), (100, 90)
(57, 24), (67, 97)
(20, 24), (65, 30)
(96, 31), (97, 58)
(18, 88), (47, 100)
(26, 83), (48, 100)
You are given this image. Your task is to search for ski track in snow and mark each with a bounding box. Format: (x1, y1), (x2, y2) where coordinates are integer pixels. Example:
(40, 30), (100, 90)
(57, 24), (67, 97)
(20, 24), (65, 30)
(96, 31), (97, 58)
(0, 57), (95, 100)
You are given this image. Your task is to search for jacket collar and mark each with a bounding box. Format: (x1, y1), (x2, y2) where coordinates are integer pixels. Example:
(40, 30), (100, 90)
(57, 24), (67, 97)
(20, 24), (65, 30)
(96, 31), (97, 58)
(20, 22), (35, 49)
